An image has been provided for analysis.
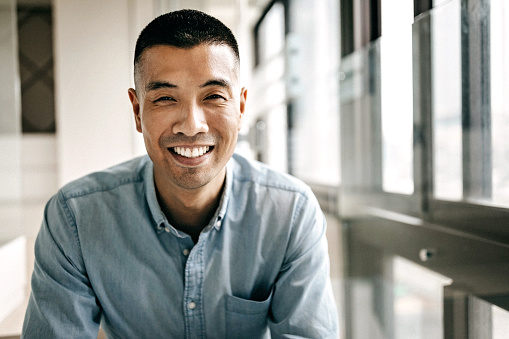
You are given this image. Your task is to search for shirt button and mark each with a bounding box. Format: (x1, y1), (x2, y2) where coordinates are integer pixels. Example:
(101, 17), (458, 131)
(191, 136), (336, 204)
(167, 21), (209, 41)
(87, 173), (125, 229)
(188, 301), (196, 310)
(182, 249), (190, 256)
(215, 219), (222, 227)
(164, 227), (170, 233)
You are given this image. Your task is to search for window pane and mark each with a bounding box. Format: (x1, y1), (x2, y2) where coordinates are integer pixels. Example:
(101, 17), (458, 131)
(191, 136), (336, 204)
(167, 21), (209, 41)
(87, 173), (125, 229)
(289, 0), (340, 185)
(393, 257), (452, 339)
(431, 0), (462, 200)
(257, 2), (285, 64)
(252, 2), (287, 171)
(380, 0), (414, 194)
(492, 303), (509, 339)
(491, 0), (509, 206)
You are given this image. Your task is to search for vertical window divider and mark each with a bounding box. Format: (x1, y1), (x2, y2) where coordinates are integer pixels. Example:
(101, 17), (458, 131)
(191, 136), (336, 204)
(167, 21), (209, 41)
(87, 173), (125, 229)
(461, 0), (492, 200)
(412, 9), (433, 218)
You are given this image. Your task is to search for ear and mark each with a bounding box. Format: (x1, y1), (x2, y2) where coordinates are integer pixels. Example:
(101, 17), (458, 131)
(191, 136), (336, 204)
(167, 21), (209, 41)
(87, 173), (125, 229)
(128, 88), (142, 133)
(238, 87), (247, 131)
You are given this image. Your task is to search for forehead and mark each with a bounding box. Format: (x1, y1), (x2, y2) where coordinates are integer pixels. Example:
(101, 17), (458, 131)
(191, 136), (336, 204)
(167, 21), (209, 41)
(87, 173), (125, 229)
(136, 44), (239, 87)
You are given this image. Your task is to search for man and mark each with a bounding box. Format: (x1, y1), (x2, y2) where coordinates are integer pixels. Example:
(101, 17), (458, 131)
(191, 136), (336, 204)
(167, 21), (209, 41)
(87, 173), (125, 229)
(22, 9), (339, 338)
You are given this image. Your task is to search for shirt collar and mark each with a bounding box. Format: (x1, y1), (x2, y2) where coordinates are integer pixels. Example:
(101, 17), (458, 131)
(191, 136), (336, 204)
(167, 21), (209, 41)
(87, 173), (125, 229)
(143, 159), (167, 234)
(144, 157), (233, 235)
(213, 158), (233, 230)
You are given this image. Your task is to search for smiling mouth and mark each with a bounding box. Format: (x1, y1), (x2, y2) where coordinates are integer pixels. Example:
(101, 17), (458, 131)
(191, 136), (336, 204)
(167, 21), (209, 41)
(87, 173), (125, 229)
(171, 146), (213, 158)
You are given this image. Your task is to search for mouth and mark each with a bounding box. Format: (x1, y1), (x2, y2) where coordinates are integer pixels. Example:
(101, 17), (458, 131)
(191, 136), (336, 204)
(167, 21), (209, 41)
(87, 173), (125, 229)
(170, 146), (214, 159)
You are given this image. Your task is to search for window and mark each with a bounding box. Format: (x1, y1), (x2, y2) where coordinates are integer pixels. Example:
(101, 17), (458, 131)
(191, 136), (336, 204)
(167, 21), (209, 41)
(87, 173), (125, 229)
(339, 0), (509, 337)
(252, 1), (288, 173)
(431, 0), (462, 200)
(286, 0), (341, 185)
(393, 256), (452, 339)
(18, 5), (56, 133)
(380, 0), (414, 194)
(490, 0), (509, 206)
(255, 1), (285, 66)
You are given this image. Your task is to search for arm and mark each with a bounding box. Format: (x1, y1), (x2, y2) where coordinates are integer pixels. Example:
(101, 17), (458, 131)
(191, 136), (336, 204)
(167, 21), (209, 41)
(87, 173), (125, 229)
(268, 190), (339, 338)
(22, 191), (101, 339)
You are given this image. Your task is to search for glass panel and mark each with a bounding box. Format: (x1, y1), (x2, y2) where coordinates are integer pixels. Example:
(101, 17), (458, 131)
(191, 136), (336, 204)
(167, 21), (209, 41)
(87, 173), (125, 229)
(392, 256), (452, 339)
(264, 104), (288, 173)
(380, 0), (414, 194)
(431, 0), (462, 200)
(492, 303), (509, 339)
(257, 2), (285, 64)
(348, 255), (452, 339)
(288, 0), (340, 185)
(252, 1), (287, 171)
(490, 0), (509, 206)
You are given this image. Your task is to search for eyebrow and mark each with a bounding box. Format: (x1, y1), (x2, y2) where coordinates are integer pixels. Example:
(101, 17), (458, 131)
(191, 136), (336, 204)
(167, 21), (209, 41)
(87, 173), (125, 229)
(145, 81), (177, 92)
(200, 78), (233, 89)
(145, 78), (233, 92)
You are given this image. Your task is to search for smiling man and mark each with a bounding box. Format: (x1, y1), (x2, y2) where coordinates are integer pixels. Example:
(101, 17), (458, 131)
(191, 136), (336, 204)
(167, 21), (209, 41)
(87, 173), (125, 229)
(22, 10), (339, 338)
(129, 41), (246, 243)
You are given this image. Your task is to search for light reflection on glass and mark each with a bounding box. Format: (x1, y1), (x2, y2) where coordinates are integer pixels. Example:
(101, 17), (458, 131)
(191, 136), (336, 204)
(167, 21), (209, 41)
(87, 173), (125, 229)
(393, 256), (452, 339)
(432, 0), (463, 201)
(491, 0), (509, 206)
(380, 0), (414, 194)
(492, 304), (509, 339)
(257, 2), (285, 63)
(289, 0), (340, 185)
(252, 1), (287, 172)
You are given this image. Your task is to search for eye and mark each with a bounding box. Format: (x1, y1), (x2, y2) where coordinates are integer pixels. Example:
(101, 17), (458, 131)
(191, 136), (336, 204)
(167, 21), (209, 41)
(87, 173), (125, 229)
(153, 96), (176, 103)
(205, 94), (226, 101)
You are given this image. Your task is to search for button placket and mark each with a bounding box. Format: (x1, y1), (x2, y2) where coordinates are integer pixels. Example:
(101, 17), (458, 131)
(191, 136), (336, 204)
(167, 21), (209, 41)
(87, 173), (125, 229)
(183, 241), (205, 338)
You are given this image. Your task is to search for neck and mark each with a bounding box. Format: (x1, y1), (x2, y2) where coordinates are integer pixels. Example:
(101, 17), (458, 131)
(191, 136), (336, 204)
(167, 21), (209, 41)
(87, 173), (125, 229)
(155, 169), (226, 242)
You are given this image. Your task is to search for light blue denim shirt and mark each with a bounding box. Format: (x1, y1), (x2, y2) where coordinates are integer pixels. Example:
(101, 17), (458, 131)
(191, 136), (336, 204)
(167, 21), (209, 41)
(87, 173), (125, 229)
(22, 153), (339, 338)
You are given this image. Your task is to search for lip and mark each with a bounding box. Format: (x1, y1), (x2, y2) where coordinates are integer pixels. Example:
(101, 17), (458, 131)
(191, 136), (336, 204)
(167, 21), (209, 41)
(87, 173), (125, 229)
(168, 145), (214, 167)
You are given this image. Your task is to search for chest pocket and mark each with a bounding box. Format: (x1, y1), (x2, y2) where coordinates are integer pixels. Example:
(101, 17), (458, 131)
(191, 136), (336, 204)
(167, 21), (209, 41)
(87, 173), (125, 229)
(225, 290), (273, 339)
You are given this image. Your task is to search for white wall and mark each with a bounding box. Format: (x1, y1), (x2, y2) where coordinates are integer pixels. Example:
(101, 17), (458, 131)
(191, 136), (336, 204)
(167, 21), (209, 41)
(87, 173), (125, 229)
(0, 0), (22, 202)
(53, 0), (145, 185)
(51, 0), (264, 186)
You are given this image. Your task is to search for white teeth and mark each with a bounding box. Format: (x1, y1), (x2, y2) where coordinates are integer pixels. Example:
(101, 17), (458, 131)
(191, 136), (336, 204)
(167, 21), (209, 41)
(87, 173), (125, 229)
(173, 146), (210, 158)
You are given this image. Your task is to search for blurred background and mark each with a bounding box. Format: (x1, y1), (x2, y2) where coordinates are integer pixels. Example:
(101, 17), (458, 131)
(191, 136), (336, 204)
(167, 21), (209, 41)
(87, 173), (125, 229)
(1, 0), (509, 338)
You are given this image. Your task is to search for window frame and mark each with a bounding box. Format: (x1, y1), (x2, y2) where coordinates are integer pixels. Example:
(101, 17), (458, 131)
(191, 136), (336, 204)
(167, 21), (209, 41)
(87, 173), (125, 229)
(339, 1), (509, 336)
(339, 0), (509, 244)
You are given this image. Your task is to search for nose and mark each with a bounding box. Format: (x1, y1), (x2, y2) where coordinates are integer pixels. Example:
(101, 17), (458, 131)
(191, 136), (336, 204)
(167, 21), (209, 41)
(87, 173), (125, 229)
(172, 101), (209, 136)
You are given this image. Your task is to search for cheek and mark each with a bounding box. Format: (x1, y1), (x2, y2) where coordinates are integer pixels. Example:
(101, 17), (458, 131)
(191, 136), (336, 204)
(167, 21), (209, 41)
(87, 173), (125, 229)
(140, 113), (166, 144)
(217, 113), (242, 137)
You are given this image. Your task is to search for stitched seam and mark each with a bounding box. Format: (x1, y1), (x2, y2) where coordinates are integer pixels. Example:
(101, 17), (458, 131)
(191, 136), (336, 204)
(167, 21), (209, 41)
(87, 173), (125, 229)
(232, 176), (308, 199)
(57, 190), (84, 272)
(63, 176), (143, 199)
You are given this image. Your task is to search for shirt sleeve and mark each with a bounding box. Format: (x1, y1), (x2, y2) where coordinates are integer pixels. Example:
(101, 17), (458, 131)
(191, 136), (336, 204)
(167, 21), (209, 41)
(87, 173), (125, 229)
(22, 191), (101, 339)
(268, 188), (340, 338)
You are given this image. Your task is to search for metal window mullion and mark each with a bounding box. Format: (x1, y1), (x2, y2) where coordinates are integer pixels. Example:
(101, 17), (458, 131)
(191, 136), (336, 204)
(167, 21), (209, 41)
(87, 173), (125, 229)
(340, 0), (355, 57)
(369, 43), (383, 191)
(461, 0), (492, 200)
(413, 0), (432, 18)
(412, 11), (433, 216)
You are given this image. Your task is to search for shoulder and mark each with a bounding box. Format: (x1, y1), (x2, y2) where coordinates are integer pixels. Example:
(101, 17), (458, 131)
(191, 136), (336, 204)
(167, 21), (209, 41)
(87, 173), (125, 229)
(230, 153), (311, 198)
(59, 155), (151, 199)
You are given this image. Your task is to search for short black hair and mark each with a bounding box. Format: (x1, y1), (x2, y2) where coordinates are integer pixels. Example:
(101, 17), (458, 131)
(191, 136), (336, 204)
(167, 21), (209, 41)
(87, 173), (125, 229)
(134, 9), (239, 68)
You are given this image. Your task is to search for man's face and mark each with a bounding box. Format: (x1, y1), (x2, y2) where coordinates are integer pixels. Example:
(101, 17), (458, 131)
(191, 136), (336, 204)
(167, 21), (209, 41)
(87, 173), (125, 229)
(129, 44), (246, 192)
